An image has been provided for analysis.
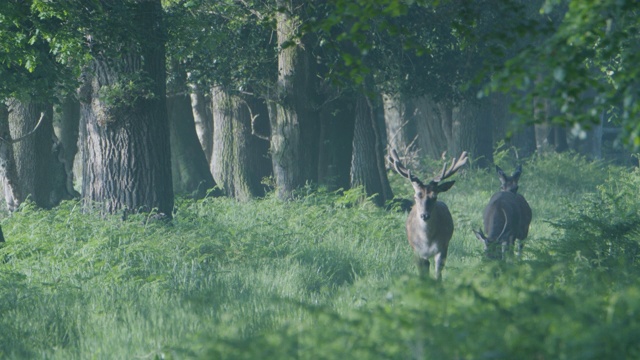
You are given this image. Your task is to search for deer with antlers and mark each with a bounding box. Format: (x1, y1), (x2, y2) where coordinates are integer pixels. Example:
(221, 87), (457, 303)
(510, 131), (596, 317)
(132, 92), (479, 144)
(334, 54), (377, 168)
(388, 149), (468, 280)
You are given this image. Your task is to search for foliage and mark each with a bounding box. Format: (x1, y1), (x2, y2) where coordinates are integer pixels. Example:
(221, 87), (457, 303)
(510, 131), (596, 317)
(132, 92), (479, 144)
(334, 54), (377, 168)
(97, 73), (157, 109)
(550, 166), (640, 274)
(0, 0), (167, 102)
(0, 155), (639, 358)
(164, 0), (277, 93)
(487, 0), (640, 148)
(306, 0), (502, 100)
(0, 1), (81, 100)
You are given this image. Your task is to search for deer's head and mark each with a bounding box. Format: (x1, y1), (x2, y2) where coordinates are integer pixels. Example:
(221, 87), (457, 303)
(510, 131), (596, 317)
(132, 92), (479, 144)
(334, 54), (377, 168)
(474, 229), (503, 259)
(389, 150), (467, 222)
(496, 165), (522, 193)
(411, 179), (455, 221)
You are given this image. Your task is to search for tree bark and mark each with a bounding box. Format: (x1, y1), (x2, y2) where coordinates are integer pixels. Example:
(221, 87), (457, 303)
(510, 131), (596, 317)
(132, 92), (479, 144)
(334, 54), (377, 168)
(167, 67), (216, 199)
(350, 93), (393, 206)
(271, 0), (320, 199)
(0, 101), (21, 211)
(412, 96), (448, 159)
(453, 98), (493, 168)
(210, 86), (270, 200)
(189, 83), (213, 162)
(382, 93), (412, 154)
(167, 95), (216, 199)
(56, 95), (80, 180)
(318, 92), (356, 191)
(490, 92), (536, 160)
(438, 101), (455, 156)
(7, 99), (55, 208)
(52, 95), (81, 203)
(79, 0), (173, 216)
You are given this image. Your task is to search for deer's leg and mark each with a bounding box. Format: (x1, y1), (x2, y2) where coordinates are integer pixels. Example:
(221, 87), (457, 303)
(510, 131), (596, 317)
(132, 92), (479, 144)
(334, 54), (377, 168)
(434, 252), (447, 281)
(417, 257), (430, 278)
(501, 242), (509, 260)
(517, 239), (524, 259)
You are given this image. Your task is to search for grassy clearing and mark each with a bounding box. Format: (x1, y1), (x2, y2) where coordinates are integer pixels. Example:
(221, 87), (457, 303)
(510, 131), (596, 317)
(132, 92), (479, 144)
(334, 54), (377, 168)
(0, 152), (639, 359)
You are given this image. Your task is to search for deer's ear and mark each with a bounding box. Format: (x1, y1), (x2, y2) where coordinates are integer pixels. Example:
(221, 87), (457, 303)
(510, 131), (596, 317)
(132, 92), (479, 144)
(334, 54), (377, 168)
(513, 165), (522, 180)
(496, 166), (508, 183)
(437, 180), (455, 193)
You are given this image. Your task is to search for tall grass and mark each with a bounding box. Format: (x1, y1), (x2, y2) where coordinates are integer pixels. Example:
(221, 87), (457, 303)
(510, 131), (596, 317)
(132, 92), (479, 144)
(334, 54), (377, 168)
(0, 152), (638, 359)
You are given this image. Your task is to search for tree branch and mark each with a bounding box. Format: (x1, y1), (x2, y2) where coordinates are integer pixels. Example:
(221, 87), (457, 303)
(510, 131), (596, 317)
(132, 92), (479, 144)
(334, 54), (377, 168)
(0, 112), (45, 144)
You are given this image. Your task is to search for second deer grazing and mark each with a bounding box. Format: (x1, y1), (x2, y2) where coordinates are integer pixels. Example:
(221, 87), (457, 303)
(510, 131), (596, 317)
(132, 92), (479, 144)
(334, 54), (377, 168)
(474, 165), (532, 260)
(388, 149), (468, 280)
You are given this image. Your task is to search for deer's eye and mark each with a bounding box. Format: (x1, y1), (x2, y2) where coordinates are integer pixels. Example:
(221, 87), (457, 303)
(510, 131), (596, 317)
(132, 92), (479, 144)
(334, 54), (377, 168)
(415, 192), (424, 199)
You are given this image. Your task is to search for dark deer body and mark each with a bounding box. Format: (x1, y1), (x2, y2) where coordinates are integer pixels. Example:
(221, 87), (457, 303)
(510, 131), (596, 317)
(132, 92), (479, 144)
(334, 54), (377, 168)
(389, 150), (467, 279)
(475, 165), (532, 259)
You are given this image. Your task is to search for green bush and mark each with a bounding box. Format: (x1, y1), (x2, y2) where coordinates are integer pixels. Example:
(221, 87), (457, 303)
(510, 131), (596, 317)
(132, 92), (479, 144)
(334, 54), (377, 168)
(0, 153), (639, 359)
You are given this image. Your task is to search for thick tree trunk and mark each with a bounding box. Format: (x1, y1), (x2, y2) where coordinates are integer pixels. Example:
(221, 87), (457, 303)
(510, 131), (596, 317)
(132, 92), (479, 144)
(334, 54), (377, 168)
(553, 126), (568, 152)
(52, 95), (81, 203)
(382, 93), (412, 154)
(0, 102), (21, 211)
(189, 84), (213, 162)
(167, 67), (216, 199)
(79, 1), (173, 216)
(271, 0), (320, 199)
(488, 92), (536, 159)
(210, 87), (270, 200)
(318, 93), (356, 191)
(350, 93), (393, 206)
(453, 98), (493, 168)
(167, 95), (216, 199)
(7, 99), (55, 208)
(56, 95), (80, 180)
(412, 96), (448, 159)
(533, 75), (555, 155)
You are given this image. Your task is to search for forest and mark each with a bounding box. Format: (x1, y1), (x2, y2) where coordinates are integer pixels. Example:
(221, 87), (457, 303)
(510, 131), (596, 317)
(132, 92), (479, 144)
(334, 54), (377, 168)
(0, 0), (639, 359)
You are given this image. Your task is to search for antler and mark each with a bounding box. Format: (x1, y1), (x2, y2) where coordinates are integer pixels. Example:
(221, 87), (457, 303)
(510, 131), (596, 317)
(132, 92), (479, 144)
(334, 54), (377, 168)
(434, 151), (468, 182)
(388, 149), (422, 184)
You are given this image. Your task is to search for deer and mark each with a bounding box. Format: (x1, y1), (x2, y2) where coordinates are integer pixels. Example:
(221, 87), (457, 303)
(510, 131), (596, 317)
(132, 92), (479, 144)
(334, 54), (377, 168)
(388, 149), (468, 280)
(474, 165), (532, 260)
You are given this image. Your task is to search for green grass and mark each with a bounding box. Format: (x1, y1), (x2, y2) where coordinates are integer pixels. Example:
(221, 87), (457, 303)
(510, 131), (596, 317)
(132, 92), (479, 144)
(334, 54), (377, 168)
(0, 152), (639, 359)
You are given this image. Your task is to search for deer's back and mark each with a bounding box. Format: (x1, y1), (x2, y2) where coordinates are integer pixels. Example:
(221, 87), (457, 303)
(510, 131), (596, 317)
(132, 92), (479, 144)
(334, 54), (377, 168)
(483, 192), (523, 242)
(514, 193), (532, 240)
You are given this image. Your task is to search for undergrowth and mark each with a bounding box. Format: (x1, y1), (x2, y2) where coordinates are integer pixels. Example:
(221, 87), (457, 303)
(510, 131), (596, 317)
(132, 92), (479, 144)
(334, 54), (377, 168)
(0, 152), (638, 359)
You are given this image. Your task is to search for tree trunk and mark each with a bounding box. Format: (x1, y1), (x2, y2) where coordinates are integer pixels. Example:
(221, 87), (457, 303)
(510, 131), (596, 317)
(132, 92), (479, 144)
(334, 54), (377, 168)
(167, 68), (216, 199)
(52, 95), (81, 203)
(412, 96), (448, 159)
(553, 126), (568, 152)
(56, 95), (80, 179)
(189, 83), (213, 162)
(489, 92), (536, 159)
(318, 92), (356, 191)
(382, 93), (412, 154)
(453, 98), (493, 168)
(350, 93), (393, 206)
(271, 0), (320, 199)
(79, 0), (173, 216)
(7, 99), (55, 208)
(167, 95), (216, 199)
(210, 87), (270, 200)
(438, 101), (455, 156)
(0, 101), (21, 211)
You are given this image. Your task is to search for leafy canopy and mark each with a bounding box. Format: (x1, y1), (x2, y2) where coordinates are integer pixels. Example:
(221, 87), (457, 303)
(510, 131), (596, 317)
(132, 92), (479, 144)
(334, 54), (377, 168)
(486, 0), (640, 147)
